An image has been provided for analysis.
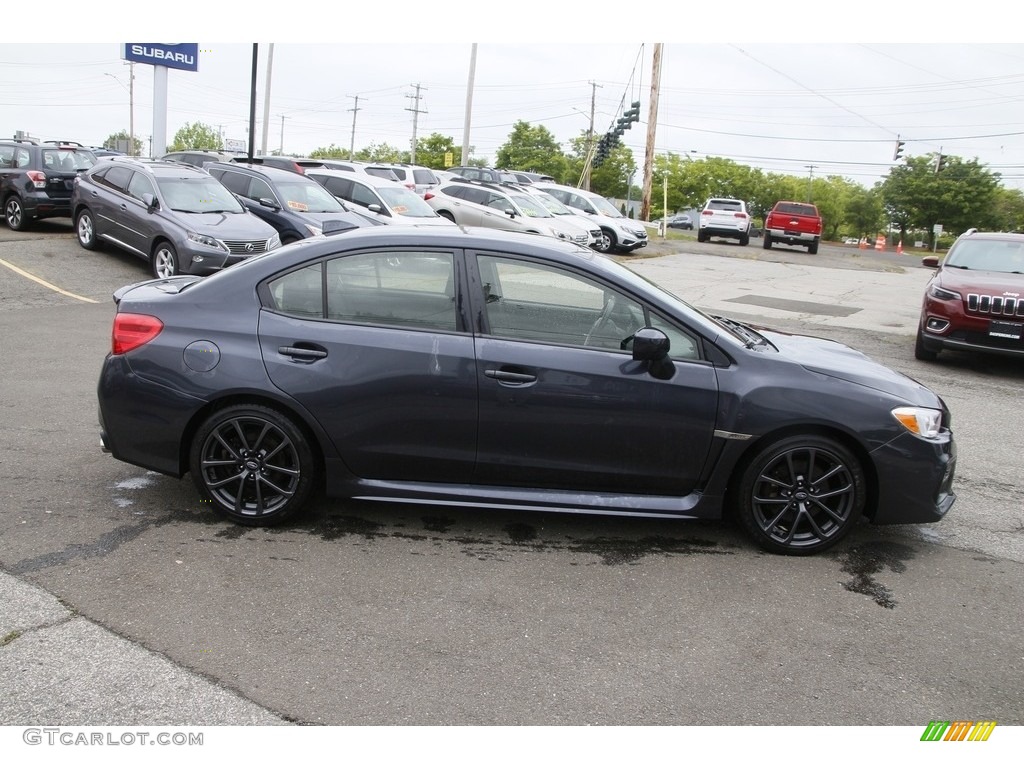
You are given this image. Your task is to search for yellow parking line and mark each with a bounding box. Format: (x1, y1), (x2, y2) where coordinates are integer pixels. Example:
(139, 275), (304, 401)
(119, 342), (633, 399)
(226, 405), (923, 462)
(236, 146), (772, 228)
(0, 257), (100, 304)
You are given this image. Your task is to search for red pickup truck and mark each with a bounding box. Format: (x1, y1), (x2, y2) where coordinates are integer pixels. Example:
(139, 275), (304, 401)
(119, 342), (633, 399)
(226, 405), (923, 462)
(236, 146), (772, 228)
(763, 201), (823, 254)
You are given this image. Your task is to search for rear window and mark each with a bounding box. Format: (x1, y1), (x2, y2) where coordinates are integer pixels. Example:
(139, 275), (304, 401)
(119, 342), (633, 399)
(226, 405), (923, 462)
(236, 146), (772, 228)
(708, 199), (743, 212)
(775, 203), (817, 216)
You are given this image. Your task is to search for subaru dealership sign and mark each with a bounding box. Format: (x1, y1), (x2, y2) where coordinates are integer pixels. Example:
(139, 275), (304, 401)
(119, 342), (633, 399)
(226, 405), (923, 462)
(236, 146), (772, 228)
(122, 44), (199, 72)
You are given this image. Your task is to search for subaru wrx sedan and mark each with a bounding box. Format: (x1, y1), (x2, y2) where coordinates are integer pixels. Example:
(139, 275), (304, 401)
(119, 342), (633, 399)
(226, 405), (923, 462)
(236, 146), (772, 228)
(97, 227), (956, 555)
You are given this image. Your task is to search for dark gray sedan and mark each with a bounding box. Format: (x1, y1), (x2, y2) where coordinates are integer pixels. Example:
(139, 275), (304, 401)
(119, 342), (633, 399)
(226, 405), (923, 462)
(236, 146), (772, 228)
(97, 227), (956, 554)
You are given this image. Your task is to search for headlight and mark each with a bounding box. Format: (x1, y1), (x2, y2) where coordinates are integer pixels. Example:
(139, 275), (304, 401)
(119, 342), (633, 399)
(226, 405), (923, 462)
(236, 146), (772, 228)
(892, 407), (943, 438)
(268, 233), (282, 250)
(928, 284), (961, 301)
(305, 224), (322, 237)
(186, 231), (228, 252)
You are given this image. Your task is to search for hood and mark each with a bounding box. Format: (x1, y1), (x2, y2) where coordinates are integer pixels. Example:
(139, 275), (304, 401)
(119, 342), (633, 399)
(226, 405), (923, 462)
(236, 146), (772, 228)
(761, 328), (941, 405)
(300, 209), (382, 231)
(936, 267), (1024, 297)
(171, 211), (277, 240)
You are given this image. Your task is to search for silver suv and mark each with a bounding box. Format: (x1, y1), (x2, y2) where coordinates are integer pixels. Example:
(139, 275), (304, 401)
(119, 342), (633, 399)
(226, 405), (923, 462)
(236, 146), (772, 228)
(697, 197), (752, 246)
(532, 182), (649, 254)
(71, 158), (280, 278)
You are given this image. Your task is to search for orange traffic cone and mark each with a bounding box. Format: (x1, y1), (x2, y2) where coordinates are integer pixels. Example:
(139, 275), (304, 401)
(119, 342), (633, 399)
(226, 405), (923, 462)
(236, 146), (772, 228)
(859, 238), (866, 250)
(875, 236), (886, 252)
(897, 239), (903, 254)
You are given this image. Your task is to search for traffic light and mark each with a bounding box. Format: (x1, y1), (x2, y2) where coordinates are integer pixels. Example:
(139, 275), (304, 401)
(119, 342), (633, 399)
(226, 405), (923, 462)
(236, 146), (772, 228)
(893, 136), (905, 161)
(625, 100), (640, 124)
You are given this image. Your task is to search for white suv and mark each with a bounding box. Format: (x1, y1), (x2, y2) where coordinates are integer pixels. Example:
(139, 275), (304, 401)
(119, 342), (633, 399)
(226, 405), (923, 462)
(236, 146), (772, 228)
(532, 182), (648, 254)
(697, 197), (751, 246)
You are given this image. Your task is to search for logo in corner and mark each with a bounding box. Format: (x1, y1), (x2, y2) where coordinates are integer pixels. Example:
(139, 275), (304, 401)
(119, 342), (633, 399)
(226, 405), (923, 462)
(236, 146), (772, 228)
(921, 720), (997, 741)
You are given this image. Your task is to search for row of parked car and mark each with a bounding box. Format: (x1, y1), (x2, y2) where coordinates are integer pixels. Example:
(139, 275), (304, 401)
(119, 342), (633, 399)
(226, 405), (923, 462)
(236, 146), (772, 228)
(1, 139), (650, 279)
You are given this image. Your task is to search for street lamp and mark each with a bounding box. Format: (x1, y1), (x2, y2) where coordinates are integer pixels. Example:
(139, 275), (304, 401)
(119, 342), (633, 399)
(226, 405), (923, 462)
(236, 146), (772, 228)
(105, 63), (135, 155)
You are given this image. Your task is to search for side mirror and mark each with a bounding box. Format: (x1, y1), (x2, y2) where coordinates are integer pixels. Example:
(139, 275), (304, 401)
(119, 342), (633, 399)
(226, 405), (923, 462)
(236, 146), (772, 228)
(258, 197), (280, 211)
(142, 192), (159, 212)
(505, 208), (516, 218)
(632, 327), (674, 380)
(367, 203), (383, 214)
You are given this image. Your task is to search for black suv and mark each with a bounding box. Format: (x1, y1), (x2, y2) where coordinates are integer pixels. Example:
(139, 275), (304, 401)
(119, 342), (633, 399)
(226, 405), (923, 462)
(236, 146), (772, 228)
(206, 162), (377, 243)
(1, 139), (97, 230)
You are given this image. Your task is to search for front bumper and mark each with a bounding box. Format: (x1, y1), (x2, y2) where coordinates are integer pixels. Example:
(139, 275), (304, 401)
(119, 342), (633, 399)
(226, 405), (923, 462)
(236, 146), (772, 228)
(869, 430), (956, 525)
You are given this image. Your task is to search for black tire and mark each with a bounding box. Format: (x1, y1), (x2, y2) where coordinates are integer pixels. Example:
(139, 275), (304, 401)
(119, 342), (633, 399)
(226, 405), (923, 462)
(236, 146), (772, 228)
(151, 241), (180, 278)
(763, 233), (773, 250)
(697, 229), (707, 243)
(593, 228), (616, 253)
(733, 435), (865, 555)
(76, 209), (97, 250)
(189, 404), (318, 526)
(915, 327), (939, 361)
(739, 234), (750, 246)
(4, 196), (27, 231)
(808, 238), (819, 255)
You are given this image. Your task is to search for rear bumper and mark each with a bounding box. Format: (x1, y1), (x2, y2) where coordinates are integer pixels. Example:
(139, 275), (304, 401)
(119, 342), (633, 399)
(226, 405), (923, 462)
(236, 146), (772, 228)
(767, 228), (817, 243)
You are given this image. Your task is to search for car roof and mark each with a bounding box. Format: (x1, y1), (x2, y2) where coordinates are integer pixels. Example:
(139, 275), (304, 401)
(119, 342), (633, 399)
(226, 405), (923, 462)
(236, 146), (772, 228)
(207, 161), (317, 181)
(307, 168), (405, 188)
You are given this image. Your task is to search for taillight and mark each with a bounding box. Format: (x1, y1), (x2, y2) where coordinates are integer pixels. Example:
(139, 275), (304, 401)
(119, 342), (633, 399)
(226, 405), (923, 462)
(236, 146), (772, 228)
(112, 313), (163, 355)
(27, 170), (47, 189)
(734, 212), (748, 219)
(701, 210), (712, 216)
(423, 191), (435, 201)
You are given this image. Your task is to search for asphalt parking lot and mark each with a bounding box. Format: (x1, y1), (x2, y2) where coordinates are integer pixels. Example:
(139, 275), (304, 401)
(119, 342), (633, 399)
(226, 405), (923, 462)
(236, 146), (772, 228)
(1, 221), (1022, 731)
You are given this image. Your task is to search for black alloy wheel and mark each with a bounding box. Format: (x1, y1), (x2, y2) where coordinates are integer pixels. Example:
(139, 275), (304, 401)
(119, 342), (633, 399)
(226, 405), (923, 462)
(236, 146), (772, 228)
(734, 435), (865, 555)
(190, 405), (317, 525)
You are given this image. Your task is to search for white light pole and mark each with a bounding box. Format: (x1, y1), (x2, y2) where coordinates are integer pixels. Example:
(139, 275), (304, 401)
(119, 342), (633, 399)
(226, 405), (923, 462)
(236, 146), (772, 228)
(105, 63), (135, 155)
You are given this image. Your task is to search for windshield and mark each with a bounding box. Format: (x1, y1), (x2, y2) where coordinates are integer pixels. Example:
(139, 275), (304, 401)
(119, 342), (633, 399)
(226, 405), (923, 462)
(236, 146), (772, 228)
(945, 239), (1024, 273)
(532, 191), (573, 215)
(157, 177), (245, 213)
(510, 194), (553, 218)
(587, 194), (624, 218)
(277, 180), (345, 213)
(378, 186), (437, 218)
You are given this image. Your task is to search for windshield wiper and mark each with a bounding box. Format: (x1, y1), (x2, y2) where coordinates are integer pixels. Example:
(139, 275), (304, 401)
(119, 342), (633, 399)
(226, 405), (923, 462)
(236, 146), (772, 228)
(712, 316), (776, 350)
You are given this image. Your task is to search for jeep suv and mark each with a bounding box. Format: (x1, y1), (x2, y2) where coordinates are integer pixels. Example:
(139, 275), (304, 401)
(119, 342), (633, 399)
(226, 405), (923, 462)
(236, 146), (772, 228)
(916, 229), (1024, 361)
(1, 139), (97, 230)
(71, 157), (281, 278)
(697, 197), (751, 246)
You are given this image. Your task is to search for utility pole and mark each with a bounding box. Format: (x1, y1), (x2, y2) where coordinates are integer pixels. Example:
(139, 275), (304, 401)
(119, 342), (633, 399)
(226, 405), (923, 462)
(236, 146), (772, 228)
(278, 115), (286, 155)
(640, 43), (663, 223)
(260, 43), (274, 155)
(348, 95), (363, 160)
(406, 83), (427, 164)
(805, 164), (817, 201)
(462, 44), (477, 167)
(583, 80), (601, 190)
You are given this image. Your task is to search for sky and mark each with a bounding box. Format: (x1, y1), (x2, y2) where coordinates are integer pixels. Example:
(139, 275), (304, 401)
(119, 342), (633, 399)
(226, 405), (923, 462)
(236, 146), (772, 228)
(4, 2), (1023, 190)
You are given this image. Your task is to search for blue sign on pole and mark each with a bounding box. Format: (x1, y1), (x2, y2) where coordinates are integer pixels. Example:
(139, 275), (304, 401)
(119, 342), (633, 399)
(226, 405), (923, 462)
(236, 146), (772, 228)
(122, 43), (199, 72)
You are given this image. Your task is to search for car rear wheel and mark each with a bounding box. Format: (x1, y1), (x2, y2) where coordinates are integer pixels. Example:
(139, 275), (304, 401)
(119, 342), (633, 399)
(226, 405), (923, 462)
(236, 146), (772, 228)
(763, 233), (773, 250)
(739, 234), (750, 246)
(733, 435), (865, 555)
(151, 242), (180, 278)
(76, 209), (97, 250)
(190, 404), (318, 526)
(697, 229), (707, 243)
(4, 196), (26, 231)
(808, 238), (819, 255)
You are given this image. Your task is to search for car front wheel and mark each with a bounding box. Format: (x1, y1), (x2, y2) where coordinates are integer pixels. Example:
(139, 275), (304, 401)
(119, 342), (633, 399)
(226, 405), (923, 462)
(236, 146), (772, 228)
(733, 435), (865, 555)
(4, 196), (26, 231)
(593, 229), (614, 253)
(915, 327), (939, 361)
(151, 242), (180, 278)
(76, 209), (97, 249)
(190, 404), (318, 526)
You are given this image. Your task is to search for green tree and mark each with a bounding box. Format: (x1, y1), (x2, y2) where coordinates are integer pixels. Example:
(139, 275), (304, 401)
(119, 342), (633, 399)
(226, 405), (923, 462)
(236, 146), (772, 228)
(167, 122), (222, 152)
(353, 142), (403, 163)
(992, 187), (1024, 231)
(414, 133), (461, 170)
(881, 154), (1002, 247)
(495, 121), (569, 180)
(844, 185), (885, 240)
(102, 129), (143, 156)
(309, 144), (350, 159)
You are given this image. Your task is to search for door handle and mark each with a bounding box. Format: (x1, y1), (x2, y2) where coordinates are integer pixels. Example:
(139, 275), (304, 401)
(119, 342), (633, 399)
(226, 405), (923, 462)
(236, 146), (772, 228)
(484, 368), (537, 385)
(278, 344), (328, 361)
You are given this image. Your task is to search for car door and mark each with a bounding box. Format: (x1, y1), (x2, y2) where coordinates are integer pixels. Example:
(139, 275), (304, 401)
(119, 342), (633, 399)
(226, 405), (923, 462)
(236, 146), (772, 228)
(468, 251), (719, 495)
(258, 247), (478, 482)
